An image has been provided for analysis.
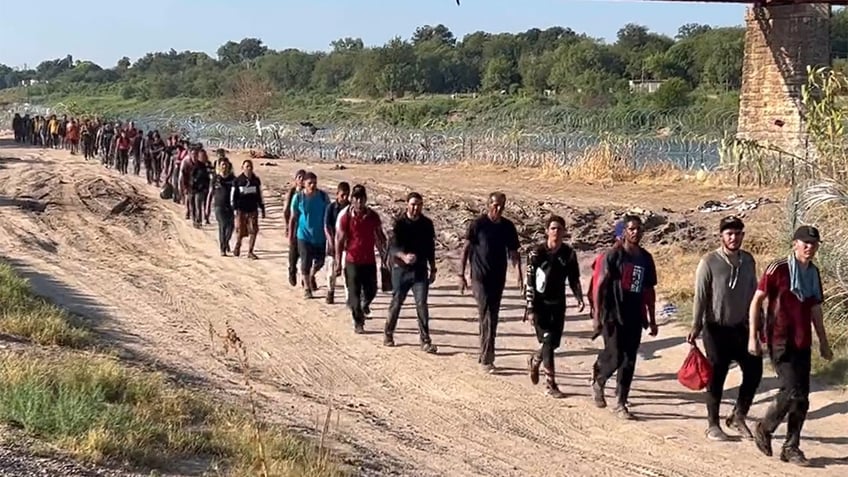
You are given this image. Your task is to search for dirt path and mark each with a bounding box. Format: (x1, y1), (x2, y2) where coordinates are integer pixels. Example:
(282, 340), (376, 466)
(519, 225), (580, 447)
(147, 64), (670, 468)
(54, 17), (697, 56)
(0, 142), (845, 477)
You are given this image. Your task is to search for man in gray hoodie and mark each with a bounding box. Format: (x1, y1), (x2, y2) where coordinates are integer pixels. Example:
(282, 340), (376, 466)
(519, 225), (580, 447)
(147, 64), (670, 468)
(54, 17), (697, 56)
(687, 215), (762, 441)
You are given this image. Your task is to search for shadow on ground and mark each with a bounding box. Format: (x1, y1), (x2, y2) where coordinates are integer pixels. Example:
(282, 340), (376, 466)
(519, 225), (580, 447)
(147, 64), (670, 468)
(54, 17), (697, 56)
(0, 254), (212, 390)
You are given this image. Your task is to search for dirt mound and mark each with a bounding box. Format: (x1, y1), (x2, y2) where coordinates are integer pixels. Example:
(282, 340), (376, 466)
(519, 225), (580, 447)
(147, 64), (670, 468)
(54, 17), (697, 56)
(74, 178), (152, 232)
(0, 169), (62, 214)
(277, 182), (711, 271)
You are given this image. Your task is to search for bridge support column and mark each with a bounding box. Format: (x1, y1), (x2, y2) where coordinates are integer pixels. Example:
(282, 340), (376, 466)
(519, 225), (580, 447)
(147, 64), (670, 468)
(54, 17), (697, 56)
(737, 3), (831, 157)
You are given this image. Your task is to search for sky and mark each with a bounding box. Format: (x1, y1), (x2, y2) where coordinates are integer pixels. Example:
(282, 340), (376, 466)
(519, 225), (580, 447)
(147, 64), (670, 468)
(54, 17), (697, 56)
(0, 0), (747, 69)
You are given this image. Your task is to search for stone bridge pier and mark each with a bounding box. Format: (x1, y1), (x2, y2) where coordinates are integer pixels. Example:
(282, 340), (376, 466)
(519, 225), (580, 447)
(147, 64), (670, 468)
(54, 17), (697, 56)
(737, 3), (831, 158)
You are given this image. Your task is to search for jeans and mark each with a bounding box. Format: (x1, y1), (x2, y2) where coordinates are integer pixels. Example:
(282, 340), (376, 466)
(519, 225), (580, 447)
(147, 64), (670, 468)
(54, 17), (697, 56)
(385, 267), (432, 344)
(214, 207), (234, 253)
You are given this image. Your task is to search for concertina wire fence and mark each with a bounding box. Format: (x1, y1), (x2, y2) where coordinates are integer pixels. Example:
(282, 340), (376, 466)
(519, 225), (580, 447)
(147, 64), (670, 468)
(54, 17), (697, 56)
(5, 102), (817, 181)
(5, 102), (742, 169)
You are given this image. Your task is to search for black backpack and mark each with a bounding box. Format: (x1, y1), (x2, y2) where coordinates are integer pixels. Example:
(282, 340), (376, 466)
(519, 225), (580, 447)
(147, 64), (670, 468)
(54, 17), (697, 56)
(191, 162), (211, 191)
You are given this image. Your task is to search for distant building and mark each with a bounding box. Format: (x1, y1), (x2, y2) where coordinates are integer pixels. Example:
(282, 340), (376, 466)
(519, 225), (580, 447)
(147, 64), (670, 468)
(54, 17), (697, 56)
(629, 79), (665, 94)
(20, 79), (43, 86)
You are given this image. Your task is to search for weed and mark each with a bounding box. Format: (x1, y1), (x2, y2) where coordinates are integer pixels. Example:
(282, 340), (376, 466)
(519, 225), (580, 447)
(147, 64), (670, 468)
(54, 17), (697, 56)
(209, 320), (341, 477)
(0, 262), (91, 347)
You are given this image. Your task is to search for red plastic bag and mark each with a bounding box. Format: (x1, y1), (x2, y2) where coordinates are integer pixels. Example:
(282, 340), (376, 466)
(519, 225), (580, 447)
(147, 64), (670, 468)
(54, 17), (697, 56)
(677, 345), (713, 391)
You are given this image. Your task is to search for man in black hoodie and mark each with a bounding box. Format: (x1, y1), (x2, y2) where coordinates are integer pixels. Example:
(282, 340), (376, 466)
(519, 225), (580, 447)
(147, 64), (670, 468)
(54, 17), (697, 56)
(230, 159), (265, 260)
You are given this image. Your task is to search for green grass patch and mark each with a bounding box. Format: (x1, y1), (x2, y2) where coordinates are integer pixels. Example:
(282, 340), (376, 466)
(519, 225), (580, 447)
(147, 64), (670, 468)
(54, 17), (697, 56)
(0, 351), (342, 475)
(0, 263), (91, 347)
(0, 261), (344, 476)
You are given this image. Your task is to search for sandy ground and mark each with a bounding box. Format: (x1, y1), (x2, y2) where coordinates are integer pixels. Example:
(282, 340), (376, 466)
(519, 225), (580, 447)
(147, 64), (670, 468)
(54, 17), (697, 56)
(0, 139), (845, 477)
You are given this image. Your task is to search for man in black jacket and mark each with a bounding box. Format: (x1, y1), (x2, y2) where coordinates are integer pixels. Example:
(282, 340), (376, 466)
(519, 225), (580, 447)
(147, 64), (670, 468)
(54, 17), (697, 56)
(384, 192), (438, 353)
(230, 159), (265, 260)
(525, 215), (584, 398)
(591, 215), (658, 420)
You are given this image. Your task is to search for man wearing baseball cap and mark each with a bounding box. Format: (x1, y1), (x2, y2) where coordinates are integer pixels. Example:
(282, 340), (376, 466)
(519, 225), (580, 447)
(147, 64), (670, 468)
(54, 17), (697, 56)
(748, 224), (833, 466)
(688, 216), (762, 441)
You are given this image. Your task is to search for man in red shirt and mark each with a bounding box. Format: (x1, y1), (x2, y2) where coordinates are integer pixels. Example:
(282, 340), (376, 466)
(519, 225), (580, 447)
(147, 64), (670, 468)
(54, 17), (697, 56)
(748, 225), (833, 466)
(335, 185), (387, 334)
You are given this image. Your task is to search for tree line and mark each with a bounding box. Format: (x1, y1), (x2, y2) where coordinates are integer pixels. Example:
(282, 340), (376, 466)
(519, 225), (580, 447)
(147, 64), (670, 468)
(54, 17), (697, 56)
(3, 11), (848, 120)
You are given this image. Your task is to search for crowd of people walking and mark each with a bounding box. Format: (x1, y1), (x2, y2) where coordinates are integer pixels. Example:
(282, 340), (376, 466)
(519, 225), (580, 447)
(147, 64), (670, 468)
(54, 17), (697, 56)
(7, 112), (836, 467)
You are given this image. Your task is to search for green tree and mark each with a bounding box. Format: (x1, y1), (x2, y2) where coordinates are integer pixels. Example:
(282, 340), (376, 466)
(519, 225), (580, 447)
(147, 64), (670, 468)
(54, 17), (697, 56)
(652, 77), (692, 109)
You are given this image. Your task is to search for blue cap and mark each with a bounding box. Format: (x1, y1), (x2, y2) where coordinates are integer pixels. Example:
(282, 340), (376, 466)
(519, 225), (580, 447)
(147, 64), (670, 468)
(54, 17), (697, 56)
(614, 221), (626, 240)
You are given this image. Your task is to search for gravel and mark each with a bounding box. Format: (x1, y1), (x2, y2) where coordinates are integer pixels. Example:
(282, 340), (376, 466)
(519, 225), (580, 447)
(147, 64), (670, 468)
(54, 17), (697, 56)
(0, 442), (149, 477)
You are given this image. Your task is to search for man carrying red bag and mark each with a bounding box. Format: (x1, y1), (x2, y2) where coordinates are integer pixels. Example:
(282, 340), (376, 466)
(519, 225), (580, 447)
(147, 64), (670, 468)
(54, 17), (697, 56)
(687, 216), (762, 442)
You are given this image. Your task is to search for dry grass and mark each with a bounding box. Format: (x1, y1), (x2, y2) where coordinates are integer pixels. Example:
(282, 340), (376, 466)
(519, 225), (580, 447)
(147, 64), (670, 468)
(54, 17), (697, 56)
(540, 141), (729, 187)
(0, 260), (343, 476)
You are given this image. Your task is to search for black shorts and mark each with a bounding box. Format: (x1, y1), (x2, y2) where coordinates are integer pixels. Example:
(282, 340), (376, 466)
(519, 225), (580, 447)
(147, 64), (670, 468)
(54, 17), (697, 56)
(298, 240), (326, 275)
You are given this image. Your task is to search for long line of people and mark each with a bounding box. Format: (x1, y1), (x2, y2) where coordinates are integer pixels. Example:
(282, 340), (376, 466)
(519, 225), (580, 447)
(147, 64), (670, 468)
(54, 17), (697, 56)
(8, 112), (835, 467)
(284, 169), (833, 466)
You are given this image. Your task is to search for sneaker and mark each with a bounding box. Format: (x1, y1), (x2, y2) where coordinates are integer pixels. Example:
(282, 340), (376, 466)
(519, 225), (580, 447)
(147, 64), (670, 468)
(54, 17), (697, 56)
(753, 422), (773, 457)
(220, 251), (227, 257)
(613, 403), (635, 420)
(247, 252), (258, 260)
(304, 288), (313, 299)
(288, 273), (297, 287)
(363, 304), (372, 318)
(481, 363), (495, 374)
(420, 342), (438, 354)
(354, 324), (365, 334)
(726, 414), (753, 440)
(233, 247), (241, 257)
(591, 379), (607, 408)
(705, 425), (729, 441)
(310, 277), (318, 290)
(779, 447), (810, 467)
(545, 383), (565, 399)
(325, 292), (335, 305)
(528, 355), (541, 385)
(383, 335), (395, 347)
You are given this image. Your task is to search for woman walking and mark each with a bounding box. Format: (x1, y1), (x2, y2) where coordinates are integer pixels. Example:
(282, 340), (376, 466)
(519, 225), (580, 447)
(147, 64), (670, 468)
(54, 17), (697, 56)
(208, 159), (237, 256)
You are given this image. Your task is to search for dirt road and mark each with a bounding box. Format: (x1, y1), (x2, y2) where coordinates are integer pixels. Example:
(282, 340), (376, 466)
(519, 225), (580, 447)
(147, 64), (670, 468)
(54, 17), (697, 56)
(0, 141), (845, 477)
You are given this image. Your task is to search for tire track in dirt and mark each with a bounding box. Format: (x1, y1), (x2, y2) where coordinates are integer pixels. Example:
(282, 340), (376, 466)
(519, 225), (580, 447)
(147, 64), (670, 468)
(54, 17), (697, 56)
(0, 145), (842, 477)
